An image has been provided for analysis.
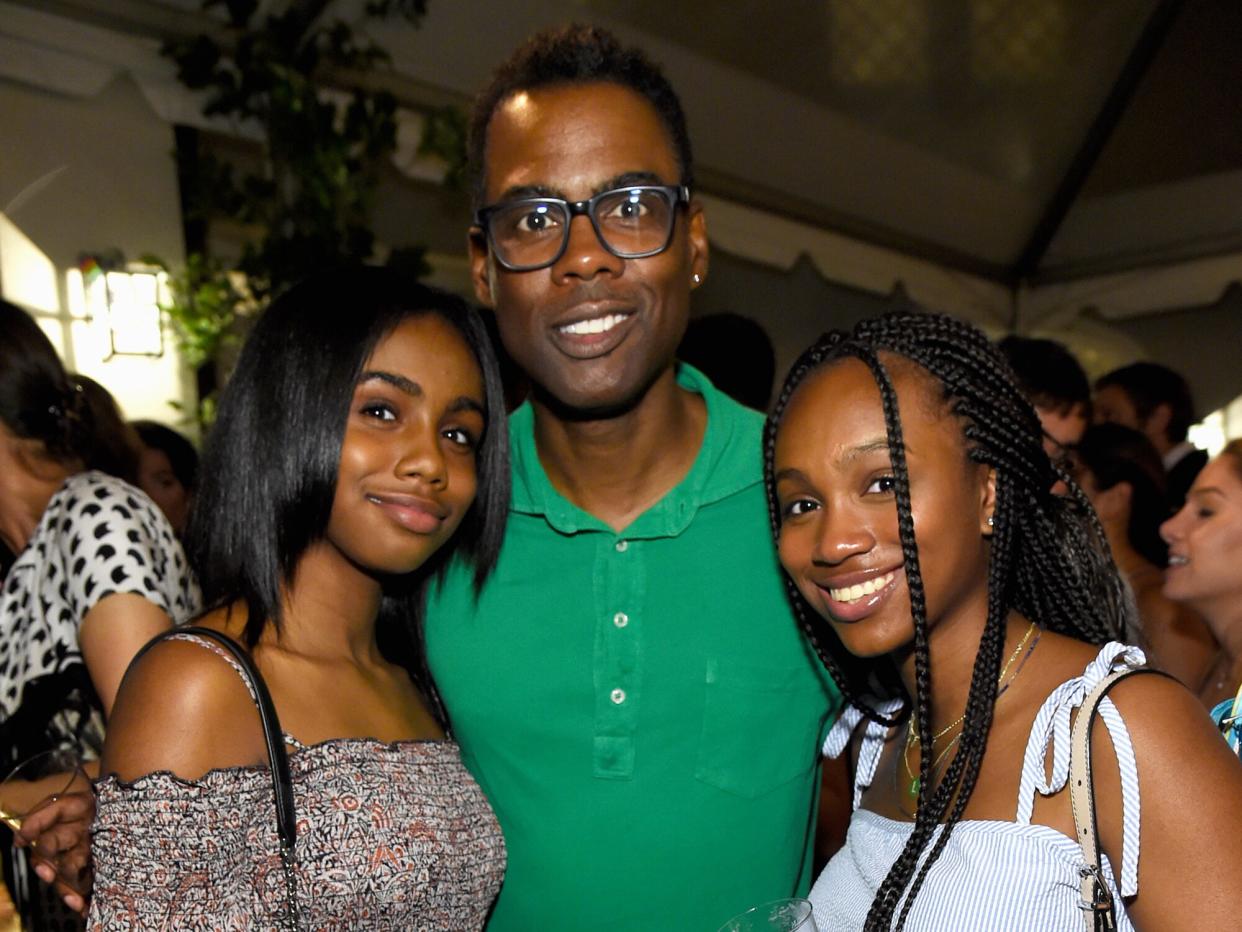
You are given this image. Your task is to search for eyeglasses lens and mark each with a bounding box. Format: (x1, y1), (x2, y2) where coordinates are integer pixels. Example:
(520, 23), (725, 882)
(593, 188), (673, 255)
(487, 188), (675, 269)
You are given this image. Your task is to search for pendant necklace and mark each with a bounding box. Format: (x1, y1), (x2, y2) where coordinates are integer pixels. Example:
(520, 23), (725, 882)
(897, 622), (1040, 810)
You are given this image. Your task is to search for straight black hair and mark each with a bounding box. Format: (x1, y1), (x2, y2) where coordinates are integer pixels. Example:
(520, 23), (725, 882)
(186, 268), (509, 718)
(765, 310), (1127, 931)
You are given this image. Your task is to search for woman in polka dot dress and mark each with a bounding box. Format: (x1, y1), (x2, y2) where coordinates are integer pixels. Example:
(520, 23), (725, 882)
(0, 299), (200, 928)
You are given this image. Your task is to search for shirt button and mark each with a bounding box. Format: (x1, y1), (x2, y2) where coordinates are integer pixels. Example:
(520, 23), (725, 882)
(610, 688), (626, 704)
(615, 539), (628, 552)
(613, 612), (629, 628)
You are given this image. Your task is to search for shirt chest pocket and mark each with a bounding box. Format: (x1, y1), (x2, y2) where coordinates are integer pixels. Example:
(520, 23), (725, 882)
(694, 657), (828, 799)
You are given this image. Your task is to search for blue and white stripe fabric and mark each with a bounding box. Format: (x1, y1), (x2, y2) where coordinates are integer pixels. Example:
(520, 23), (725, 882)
(809, 642), (1145, 931)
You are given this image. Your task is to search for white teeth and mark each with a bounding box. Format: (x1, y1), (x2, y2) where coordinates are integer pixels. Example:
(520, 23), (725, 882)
(1168, 555), (1189, 566)
(559, 313), (629, 335)
(829, 571), (896, 604)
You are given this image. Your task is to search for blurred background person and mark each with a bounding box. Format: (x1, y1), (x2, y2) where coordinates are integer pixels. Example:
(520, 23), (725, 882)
(1160, 441), (1242, 712)
(1074, 423), (1217, 690)
(677, 312), (777, 412)
(1095, 361), (1206, 511)
(69, 375), (141, 488)
(0, 299), (200, 929)
(997, 334), (1091, 472)
(131, 421), (199, 536)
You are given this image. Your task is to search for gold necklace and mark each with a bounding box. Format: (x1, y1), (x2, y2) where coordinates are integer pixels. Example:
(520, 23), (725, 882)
(900, 622), (1039, 803)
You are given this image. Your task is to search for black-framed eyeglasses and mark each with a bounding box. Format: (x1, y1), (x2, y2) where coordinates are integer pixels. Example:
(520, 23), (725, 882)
(473, 184), (691, 272)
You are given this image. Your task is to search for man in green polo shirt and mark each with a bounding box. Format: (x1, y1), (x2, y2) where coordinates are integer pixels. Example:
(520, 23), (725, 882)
(423, 24), (841, 931)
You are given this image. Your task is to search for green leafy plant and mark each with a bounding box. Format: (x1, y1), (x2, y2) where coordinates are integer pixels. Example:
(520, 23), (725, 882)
(154, 0), (464, 427)
(143, 252), (249, 368)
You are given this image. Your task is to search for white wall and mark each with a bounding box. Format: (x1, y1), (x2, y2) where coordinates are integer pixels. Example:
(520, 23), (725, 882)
(0, 72), (195, 431)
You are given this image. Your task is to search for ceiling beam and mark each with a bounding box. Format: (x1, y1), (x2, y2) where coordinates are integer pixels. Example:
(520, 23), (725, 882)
(1010, 0), (1186, 290)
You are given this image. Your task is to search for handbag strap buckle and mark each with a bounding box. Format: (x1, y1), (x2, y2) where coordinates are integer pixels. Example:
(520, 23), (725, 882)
(1077, 865), (1116, 931)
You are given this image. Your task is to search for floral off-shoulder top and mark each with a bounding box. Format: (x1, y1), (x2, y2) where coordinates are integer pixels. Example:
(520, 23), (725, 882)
(87, 634), (505, 930)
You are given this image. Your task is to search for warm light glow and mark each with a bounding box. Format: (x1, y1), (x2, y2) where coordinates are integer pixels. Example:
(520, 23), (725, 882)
(62, 265), (188, 426)
(35, 317), (66, 356)
(103, 270), (164, 356)
(65, 268), (88, 318)
(0, 212), (59, 313)
(0, 215), (191, 426)
(69, 267), (166, 358)
(1189, 411), (1226, 458)
(1191, 394), (1242, 455)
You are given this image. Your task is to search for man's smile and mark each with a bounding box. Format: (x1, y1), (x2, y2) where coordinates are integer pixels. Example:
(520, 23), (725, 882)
(557, 311), (632, 336)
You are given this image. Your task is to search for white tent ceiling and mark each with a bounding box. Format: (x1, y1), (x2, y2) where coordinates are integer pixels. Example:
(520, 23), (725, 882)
(4, 0), (1240, 406)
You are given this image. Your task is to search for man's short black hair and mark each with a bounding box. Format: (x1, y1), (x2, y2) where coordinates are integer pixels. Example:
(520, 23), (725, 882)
(467, 23), (694, 211)
(997, 335), (1091, 416)
(1096, 361), (1196, 444)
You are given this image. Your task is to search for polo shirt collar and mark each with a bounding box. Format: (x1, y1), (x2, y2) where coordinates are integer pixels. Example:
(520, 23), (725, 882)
(509, 363), (760, 538)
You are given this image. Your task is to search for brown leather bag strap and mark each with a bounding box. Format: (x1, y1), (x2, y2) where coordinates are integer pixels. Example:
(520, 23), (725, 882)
(129, 626), (301, 931)
(1069, 665), (1171, 932)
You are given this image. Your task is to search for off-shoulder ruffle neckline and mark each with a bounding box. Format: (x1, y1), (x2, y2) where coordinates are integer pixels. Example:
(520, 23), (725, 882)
(96, 734), (458, 794)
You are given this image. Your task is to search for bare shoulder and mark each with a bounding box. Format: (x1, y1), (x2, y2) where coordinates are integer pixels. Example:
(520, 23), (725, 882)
(1099, 665), (1242, 924)
(101, 628), (268, 782)
(1103, 670), (1241, 785)
(1105, 668), (1216, 741)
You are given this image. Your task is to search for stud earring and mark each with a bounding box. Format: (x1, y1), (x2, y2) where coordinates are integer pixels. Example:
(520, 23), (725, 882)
(692, 273), (702, 285)
(987, 516), (995, 528)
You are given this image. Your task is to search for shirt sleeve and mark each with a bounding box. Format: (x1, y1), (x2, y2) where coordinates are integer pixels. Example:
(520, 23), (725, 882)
(54, 475), (196, 622)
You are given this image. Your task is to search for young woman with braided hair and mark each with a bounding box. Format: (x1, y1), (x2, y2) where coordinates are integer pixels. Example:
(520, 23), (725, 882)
(766, 311), (1242, 931)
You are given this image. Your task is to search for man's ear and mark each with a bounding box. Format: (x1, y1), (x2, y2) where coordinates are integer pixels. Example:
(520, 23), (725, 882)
(687, 200), (709, 287)
(467, 228), (495, 309)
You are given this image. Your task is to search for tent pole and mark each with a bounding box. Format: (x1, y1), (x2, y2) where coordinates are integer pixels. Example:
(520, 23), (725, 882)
(1010, 0), (1186, 289)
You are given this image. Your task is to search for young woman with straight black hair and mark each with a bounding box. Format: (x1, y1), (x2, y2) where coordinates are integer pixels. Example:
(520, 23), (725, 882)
(88, 267), (510, 929)
(766, 311), (1242, 930)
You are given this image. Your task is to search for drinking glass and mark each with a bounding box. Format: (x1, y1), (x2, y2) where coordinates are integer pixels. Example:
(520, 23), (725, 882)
(717, 897), (819, 932)
(0, 749), (92, 899)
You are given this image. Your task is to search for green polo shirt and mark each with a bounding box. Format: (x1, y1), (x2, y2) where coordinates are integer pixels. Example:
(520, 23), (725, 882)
(424, 364), (841, 931)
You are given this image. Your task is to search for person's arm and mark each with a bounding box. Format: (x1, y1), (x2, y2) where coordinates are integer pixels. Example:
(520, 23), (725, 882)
(1097, 674), (1242, 929)
(56, 480), (194, 716)
(78, 592), (173, 716)
(90, 636), (270, 926)
(101, 636), (266, 780)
